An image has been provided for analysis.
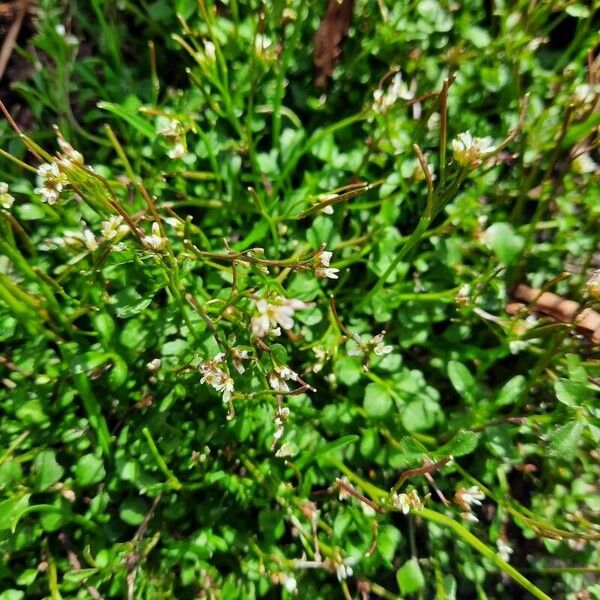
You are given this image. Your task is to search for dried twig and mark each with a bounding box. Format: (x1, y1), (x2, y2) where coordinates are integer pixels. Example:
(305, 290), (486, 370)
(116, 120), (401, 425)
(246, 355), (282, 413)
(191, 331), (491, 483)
(510, 284), (600, 344)
(0, 0), (29, 82)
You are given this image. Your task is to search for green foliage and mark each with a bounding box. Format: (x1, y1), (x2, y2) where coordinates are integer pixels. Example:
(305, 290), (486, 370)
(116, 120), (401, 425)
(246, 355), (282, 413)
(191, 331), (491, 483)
(0, 0), (599, 598)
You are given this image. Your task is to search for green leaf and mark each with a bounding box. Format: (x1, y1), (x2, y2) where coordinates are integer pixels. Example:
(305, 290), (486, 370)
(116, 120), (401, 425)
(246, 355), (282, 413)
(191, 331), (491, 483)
(32, 451), (64, 491)
(435, 430), (479, 458)
(0, 495), (30, 531)
(119, 497), (149, 526)
(98, 100), (155, 138)
(397, 557), (425, 595)
(75, 454), (106, 487)
(447, 361), (476, 403)
(111, 289), (154, 318)
(334, 356), (363, 387)
(547, 421), (584, 460)
(364, 383), (393, 418)
(497, 375), (526, 407)
(485, 222), (524, 265)
(554, 379), (590, 408)
(378, 525), (402, 563)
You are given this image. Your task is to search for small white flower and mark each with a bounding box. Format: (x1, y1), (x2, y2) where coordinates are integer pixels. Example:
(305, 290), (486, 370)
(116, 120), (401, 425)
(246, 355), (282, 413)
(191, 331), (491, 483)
(315, 267), (339, 279)
(337, 477), (351, 501)
(143, 222), (168, 253)
(455, 485), (485, 515)
(101, 215), (129, 240)
(231, 348), (251, 374)
(203, 40), (216, 61)
(57, 136), (84, 165)
(372, 71), (414, 113)
(282, 575), (297, 593)
(452, 131), (495, 167)
(157, 118), (180, 138)
(572, 152), (598, 174)
(497, 538), (513, 562)
(199, 355), (235, 404)
(81, 228), (98, 251)
(321, 204), (334, 215)
(275, 442), (296, 458)
(167, 142), (186, 159)
(251, 296), (313, 338)
(335, 560), (354, 582)
(371, 331), (393, 356)
(147, 358), (162, 371)
(269, 364), (300, 393)
(35, 162), (67, 204)
(391, 489), (422, 514)
(0, 182), (15, 209)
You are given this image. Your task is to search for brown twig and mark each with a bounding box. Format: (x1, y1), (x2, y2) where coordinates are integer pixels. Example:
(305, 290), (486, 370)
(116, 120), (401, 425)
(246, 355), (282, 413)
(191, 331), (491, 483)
(0, 0), (29, 82)
(511, 284), (600, 344)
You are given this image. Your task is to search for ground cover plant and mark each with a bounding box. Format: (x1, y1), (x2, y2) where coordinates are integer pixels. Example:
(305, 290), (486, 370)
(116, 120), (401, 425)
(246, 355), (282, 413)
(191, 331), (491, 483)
(0, 0), (599, 598)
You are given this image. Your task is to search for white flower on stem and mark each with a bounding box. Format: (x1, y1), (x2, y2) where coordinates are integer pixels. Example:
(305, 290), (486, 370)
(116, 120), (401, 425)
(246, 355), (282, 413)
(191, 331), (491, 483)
(199, 355), (234, 403)
(251, 296), (313, 338)
(497, 538), (513, 562)
(337, 476), (351, 501)
(455, 485), (485, 515)
(314, 247), (339, 279)
(0, 182), (15, 209)
(143, 222), (168, 253)
(203, 40), (216, 61)
(269, 365), (300, 393)
(275, 442), (295, 458)
(321, 204), (334, 215)
(35, 162), (68, 204)
(147, 358), (162, 371)
(452, 131), (495, 168)
(572, 152), (598, 174)
(282, 575), (297, 593)
(272, 406), (290, 447)
(81, 228), (98, 251)
(335, 559), (355, 582)
(167, 142), (186, 159)
(371, 331), (393, 356)
(391, 489), (422, 514)
(157, 118), (180, 138)
(372, 71), (414, 113)
(57, 135), (84, 165)
(101, 215), (129, 240)
(231, 348), (251, 374)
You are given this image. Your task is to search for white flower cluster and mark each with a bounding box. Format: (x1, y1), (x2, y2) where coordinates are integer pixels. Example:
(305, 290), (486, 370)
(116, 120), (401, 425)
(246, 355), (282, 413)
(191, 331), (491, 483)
(156, 116), (187, 160)
(452, 131), (495, 168)
(199, 353), (234, 404)
(0, 182), (14, 209)
(269, 365), (300, 393)
(455, 485), (485, 522)
(251, 296), (313, 338)
(372, 71), (414, 113)
(348, 330), (393, 358)
(35, 163), (68, 204)
(101, 215), (129, 241)
(496, 538), (513, 562)
(313, 248), (339, 280)
(57, 135), (84, 167)
(49, 224), (98, 252)
(335, 557), (356, 582)
(272, 404), (290, 446)
(143, 222), (168, 253)
(391, 489), (422, 514)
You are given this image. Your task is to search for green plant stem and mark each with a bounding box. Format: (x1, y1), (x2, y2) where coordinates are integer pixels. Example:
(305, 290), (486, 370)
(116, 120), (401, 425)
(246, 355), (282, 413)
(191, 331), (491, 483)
(142, 427), (182, 490)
